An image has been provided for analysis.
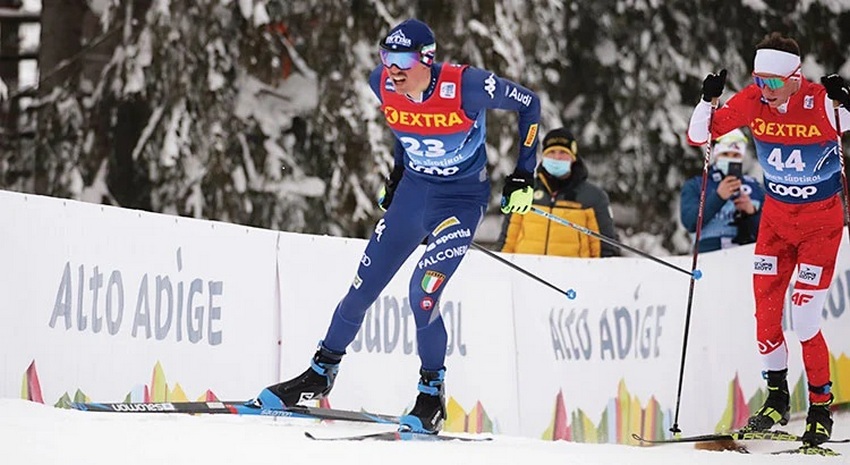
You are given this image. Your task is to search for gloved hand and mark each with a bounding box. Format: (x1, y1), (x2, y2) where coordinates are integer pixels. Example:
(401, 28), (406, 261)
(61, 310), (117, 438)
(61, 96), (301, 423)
(821, 74), (850, 108)
(701, 69), (727, 102)
(378, 165), (404, 211)
(500, 171), (534, 214)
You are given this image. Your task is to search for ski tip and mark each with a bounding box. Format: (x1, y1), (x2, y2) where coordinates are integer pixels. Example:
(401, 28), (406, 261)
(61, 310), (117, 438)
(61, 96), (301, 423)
(772, 445), (841, 457)
(630, 433), (659, 445)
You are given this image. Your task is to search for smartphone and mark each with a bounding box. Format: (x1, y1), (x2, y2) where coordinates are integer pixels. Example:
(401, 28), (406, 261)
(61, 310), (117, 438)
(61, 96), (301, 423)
(727, 161), (743, 179)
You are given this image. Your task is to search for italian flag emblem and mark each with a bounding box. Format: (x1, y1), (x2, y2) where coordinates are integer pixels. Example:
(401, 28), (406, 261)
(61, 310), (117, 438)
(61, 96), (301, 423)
(421, 270), (446, 294)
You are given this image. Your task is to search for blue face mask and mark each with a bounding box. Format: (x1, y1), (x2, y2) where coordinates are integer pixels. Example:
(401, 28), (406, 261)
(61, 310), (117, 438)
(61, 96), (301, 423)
(714, 156), (736, 176)
(542, 157), (572, 177)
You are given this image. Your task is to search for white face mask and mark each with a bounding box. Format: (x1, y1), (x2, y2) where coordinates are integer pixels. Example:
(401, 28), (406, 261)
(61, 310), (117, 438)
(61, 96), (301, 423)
(714, 156), (738, 176)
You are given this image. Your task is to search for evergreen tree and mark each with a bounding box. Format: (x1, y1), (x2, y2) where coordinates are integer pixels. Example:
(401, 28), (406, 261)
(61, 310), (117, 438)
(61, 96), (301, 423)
(13, 0), (850, 254)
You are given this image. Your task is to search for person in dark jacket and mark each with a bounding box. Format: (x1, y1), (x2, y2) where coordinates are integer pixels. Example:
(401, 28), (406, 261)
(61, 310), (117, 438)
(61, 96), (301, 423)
(680, 128), (765, 253)
(497, 127), (619, 257)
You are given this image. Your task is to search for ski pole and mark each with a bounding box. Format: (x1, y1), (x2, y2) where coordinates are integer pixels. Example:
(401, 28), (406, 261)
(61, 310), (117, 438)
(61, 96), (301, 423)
(670, 95), (720, 436)
(470, 242), (576, 299)
(833, 100), (850, 243)
(529, 207), (702, 280)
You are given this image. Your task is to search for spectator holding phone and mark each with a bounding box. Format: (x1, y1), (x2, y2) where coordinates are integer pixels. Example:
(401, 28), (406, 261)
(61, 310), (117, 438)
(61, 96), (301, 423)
(680, 128), (765, 252)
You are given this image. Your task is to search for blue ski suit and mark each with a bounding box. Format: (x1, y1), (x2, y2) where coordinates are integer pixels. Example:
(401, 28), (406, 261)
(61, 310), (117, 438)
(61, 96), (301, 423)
(321, 62), (540, 371)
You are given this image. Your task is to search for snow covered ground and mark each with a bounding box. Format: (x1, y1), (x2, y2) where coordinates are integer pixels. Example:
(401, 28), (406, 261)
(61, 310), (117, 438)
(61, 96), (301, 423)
(1, 399), (847, 464)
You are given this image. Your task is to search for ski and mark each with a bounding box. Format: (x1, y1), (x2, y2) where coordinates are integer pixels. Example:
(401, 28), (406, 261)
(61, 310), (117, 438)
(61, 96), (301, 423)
(71, 401), (242, 414)
(631, 430), (850, 445)
(304, 431), (492, 442)
(70, 401), (399, 425)
(771, 445), (842, 457)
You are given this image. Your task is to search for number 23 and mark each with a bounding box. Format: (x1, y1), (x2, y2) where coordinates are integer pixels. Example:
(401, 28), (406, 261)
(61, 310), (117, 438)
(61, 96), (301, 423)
(400, 136), (446, 157)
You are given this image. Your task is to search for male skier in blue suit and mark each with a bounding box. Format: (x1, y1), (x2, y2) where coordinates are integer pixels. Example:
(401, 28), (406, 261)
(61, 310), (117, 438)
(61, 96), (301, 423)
(255, 18), (541, 434)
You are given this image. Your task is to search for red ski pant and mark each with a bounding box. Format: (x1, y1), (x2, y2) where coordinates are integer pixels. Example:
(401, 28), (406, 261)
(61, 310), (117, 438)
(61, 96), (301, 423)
(752, 194), (842, 401)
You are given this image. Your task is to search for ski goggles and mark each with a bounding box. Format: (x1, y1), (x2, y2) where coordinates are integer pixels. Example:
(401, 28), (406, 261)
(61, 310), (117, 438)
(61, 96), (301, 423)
(379, 44), (435, 70)
(380, 49), (421, 70)
(752, 65), (800, 90)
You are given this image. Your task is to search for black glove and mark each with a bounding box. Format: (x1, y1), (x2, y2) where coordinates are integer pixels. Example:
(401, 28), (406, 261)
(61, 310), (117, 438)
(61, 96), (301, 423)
(500, 170), (534, 214)
(821, 74), (850, 108)
(378, 164), (404, 211)
(731, 211), (757, 246)
(701, 69), (727, 102)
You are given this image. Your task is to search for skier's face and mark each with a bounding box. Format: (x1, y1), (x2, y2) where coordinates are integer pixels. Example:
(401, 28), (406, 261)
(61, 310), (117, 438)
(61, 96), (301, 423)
(753, 70), (800, 109)
(385, 62), (431, 96)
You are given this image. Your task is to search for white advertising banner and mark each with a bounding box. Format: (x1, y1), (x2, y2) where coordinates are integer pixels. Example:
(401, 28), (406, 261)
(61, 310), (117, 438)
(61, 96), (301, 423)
(276, 230), (850, 440)
(512, 253), (691, 440)
(514, 241), (850, 442)
(3, 190), (849, 444)
(0, 191), (280, 404)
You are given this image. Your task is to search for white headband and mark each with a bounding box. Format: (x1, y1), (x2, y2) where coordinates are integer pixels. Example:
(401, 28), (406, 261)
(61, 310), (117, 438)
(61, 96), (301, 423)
(753, 49), (801, 76)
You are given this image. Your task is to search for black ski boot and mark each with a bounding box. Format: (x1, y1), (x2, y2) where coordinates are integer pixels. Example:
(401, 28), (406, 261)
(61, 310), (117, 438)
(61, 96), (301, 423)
(802, 383), (834, 446)
(255, 345), (343, 409)
(746, 369), (790, 431)
(399, 368), (446, 434)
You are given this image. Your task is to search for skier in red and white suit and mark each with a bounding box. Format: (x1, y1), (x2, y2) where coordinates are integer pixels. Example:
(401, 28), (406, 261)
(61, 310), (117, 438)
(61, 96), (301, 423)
(687, 32), (850, 446)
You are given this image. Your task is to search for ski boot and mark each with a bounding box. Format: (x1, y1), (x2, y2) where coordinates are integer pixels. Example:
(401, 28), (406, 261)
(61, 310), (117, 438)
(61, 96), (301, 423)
(802, 383), (833, 446)
(252, 344), (343, 410)
(745, 369), (790, 431)
(399, 368), (446, 434)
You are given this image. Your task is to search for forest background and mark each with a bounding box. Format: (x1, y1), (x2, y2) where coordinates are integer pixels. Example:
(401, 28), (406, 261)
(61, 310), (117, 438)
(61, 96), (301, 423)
(3, 0), (849, 254)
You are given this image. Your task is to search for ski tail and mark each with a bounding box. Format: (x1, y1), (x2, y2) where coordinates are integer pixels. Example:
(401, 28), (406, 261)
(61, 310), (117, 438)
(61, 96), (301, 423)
(70, 401), (399, 424)
(70, 401), (240, 414)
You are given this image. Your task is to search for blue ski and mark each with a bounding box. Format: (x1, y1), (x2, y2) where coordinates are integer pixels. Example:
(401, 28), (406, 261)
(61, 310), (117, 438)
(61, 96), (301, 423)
(70, 400), (399, 425)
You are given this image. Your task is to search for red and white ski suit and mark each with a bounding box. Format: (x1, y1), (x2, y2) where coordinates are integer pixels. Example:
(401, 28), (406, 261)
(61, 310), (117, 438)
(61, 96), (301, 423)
(688, 79), (850, 402)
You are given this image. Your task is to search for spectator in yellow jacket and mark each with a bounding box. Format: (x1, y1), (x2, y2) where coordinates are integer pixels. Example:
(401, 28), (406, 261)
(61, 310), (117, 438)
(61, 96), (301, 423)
(497, 127), (619, 257)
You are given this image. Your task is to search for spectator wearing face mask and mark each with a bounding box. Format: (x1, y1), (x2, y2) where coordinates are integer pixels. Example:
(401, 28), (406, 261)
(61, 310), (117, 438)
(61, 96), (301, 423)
(680, 128), (765, 253)
(497, 127), (619, 257)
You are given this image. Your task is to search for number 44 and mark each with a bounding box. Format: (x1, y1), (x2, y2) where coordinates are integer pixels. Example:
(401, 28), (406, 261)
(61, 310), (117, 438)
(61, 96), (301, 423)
(766, 148), (804, 171)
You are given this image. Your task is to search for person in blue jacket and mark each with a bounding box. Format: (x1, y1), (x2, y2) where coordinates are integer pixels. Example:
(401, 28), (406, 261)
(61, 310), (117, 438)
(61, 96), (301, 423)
(680, 128), (765, 253)
(252, 18), (541, 434)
